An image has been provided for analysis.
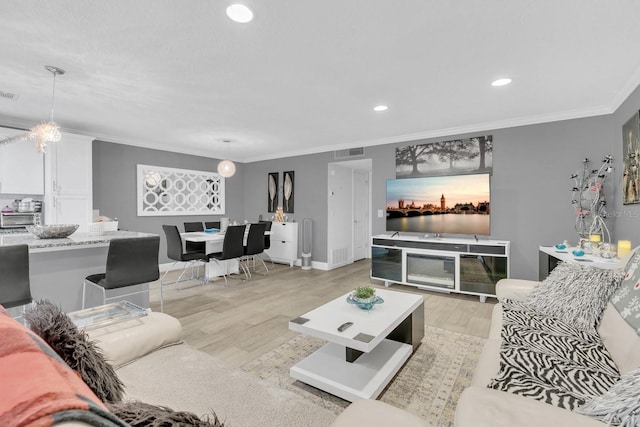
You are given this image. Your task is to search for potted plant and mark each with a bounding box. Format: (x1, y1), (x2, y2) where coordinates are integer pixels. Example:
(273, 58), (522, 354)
(352, 286), (376, 302)
(348, 286), (383, 310)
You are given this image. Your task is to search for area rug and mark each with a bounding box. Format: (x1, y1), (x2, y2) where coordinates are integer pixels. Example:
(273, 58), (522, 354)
(241, 326), (486, 426)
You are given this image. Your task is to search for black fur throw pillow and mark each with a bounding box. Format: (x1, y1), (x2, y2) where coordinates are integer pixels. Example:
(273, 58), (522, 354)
(24, 300), (124, 403)
(107, 401), (224, 427)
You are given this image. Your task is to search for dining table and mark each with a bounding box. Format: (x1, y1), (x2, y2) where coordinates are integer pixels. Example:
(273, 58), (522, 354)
(181, 230), (270, 281)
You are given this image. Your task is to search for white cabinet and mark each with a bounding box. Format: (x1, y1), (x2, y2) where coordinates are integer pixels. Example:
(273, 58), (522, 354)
(265, 222), (299, 266)
(0, 128), (45, 195)
(44, 133), (94, 231)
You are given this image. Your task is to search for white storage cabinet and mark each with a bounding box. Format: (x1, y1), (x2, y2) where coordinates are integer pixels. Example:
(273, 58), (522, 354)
(0, 128), (45, 195)
(44, 132), (94, 230)
(265, 222), (299, 266)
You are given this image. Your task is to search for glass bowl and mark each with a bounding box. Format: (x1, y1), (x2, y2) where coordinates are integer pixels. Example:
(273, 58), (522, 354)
(346, 294), (384, 310)
(26, 224), (79, 239)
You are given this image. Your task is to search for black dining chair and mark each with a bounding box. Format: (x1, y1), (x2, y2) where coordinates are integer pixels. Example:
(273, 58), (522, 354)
(82, 236), (160, 310)
(161, 225), (209, 303)
(259, 220), (274, 266)
(0, 244), (32, 321)
(207, 224), (248, 284)
(184, 221), (206, 256)
(204, 221), (221, 230)
(242, 222), (268, 278)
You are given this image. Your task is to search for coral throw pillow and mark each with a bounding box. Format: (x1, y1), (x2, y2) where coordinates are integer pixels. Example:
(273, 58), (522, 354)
(0, 305), (127, 427)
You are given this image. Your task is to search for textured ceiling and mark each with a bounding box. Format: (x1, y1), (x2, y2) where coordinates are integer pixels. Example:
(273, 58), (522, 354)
(1, 1), (640, 162)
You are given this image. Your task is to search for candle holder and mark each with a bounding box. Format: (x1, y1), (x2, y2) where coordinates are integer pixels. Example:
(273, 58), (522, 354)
(617, 240), (632, 259)
(599, 243), (617, 259)
(570, 156), (613, 243)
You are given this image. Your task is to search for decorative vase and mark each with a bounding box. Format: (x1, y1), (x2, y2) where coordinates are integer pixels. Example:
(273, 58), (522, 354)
(346, 294), (384, 310)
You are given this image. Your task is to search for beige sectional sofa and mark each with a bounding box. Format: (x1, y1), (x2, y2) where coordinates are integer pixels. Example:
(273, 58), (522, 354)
(455, 278), (640, 427)
(91, 311), (428, 427)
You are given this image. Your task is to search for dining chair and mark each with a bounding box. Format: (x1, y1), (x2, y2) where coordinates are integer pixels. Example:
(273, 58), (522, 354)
(204, 221), (221, 230)
(161, 225), (209, 305)
(242, 222), (268, 278)
(0, 244), (32, 322)
(184, 221), (206, 257)
(82, 236), (160, 310)
(259, 220), (274, 266)
(207, 224), (248, 284)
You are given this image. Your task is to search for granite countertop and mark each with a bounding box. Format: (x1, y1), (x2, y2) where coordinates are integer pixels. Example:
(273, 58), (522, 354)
(0, 230), (157, 252)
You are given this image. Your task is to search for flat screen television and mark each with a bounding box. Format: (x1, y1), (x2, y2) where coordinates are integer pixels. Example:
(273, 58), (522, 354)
(386, 173), (491, 236)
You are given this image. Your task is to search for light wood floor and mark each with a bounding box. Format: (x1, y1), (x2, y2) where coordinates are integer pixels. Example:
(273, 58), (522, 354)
(149, 260), (495, 369)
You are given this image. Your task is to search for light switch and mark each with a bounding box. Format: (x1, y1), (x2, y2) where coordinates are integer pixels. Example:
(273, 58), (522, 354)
(377, 209), (383, 218)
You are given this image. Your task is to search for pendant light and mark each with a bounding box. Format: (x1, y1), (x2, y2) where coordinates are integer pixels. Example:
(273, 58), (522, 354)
(217, 140), (236, 178)
(30, 66), (65, 152)
(0, 65), (65, 152)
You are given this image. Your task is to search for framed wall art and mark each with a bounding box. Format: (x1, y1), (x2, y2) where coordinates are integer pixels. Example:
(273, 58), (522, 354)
(137, 164), (225, 216)
(283, 171), (295, 213)
(623, 110), (640, 205)
(395, 135), (493, 178)
(268, 172), (279, 212)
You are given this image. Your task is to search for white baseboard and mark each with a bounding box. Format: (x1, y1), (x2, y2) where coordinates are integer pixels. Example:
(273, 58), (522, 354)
(162, 259), (331, 272)
(311, 261), (329, 271)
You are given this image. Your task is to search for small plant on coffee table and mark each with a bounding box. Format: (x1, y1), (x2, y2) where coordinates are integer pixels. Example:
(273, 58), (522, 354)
(353, 286), (376, 301)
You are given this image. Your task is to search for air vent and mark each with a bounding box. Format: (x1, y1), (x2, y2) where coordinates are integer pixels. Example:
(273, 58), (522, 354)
(335, 147), (365, 159)
(0, 91), (18, 101)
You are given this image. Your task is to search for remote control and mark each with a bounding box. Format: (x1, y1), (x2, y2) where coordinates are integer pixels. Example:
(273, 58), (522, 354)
(337, 322), (353, 332)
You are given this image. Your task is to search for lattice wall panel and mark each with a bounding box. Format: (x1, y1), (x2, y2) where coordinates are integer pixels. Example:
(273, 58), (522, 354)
(137, 164), (225, 216)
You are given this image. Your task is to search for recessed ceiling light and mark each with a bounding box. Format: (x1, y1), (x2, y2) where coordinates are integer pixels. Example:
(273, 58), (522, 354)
(373, 105), (388, 112)
(491, 78), (512, 87)
(226, 4), (254, 23)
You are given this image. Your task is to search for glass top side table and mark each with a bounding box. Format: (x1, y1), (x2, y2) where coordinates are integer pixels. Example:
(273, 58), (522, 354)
(67, 300), (149, 330)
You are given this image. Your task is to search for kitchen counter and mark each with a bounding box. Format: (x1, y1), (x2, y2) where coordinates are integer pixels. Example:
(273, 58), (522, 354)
(0, 230), (156, 252)
(2, 230), (159, 313)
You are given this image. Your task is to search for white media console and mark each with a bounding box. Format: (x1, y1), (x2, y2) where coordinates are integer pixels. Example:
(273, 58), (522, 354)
(370, 234), (510, 302)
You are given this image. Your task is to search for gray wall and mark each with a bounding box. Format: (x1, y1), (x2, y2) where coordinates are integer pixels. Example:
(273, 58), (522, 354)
(243, 116), (614, 280)
(242, 151), (334, 265)
(92, 141), (245, 264)
(93, 94), (638, 279)
(611, 83), (640, 244)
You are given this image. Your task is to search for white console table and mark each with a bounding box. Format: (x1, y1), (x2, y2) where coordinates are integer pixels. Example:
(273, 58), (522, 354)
(538, 245), (622, 280)
(370, 234), (510, 302)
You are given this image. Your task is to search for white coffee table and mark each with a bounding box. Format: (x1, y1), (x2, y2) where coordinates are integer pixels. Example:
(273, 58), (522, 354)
(289, 288), (424, 402)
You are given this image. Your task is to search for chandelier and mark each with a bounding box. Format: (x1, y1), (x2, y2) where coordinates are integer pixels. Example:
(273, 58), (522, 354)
(0, 65), (65, 153)
(30, 66), (65, 152)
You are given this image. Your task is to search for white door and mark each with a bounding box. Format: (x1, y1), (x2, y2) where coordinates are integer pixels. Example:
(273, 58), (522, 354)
(327, 164), (353, 269)
(327, 159), (372, 270)
(353, 170), (369, 261)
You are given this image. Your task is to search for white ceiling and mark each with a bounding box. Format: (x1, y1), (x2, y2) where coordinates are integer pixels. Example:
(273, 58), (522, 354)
(1, 1), (640, 163)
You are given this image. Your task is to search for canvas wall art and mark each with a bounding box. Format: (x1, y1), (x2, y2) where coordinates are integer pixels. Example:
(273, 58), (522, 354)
(623, 111), (640, 205)
(268, 172), (279, 212)
(395, 135), (493, 178)
(283, 171), (295, 213)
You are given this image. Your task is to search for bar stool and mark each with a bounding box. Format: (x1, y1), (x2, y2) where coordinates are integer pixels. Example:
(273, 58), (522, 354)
(82, 236), (160, 310)
(0, 244), (32, 321)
